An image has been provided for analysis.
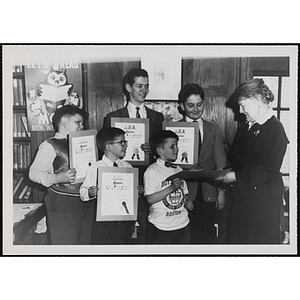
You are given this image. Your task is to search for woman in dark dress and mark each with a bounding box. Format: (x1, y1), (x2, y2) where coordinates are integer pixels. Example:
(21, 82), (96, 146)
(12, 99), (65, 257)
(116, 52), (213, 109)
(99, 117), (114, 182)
(217, 78), (288, 244)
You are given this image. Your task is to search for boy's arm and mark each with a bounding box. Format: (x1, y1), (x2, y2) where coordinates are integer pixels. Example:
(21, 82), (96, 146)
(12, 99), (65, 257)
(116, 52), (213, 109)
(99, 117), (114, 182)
(29, 141), (77, 187)
(79, 166), (98, 201)
(146, 178), (183, 205)
(28, 142), (58, 187)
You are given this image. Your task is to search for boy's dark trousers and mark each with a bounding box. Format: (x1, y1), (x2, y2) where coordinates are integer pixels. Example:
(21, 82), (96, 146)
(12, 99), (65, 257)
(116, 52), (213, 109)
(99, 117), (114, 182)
(44, 189), (94, 245)
(91, 201), (135, 244)
(147, 222), (191, 244)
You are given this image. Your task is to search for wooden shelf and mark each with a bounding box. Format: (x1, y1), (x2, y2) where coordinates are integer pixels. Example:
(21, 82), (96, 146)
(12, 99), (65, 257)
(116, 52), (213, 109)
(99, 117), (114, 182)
(13, 105), (27, 111)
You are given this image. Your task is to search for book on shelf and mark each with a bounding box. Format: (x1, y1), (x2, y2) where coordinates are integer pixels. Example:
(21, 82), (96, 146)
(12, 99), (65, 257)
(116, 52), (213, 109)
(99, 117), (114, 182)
(14, 184), (33, 202)
(13, 114), (17, 137)
(23, 186), (32, 202)
(13, 173), (23, 191)
(17, 184), (29, 201)
(12, 78), (24, 106)
(13, 173), (33, 202)
(21, 116), (31, 137)
(13, 174), (24, 195)
(13, 113), (30, 138)
(13, 65), (22, 73)
(13, 79), (18, 106)
(13, 143), (30, 170)
(13, 144), (18, 170)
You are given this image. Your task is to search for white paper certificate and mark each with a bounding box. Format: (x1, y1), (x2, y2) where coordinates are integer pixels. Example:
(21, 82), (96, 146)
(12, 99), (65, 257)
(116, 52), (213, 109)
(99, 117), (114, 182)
(111, 118), (150, 166)
(163, 122), (199, 168)
(96, 167), (138, 221)
(69, 129), (98, 183)
(101, 172), (134, 216)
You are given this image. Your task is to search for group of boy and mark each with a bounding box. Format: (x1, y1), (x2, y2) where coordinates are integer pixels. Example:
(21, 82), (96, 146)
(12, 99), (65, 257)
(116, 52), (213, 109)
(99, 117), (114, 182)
(29, 68), (226, 245)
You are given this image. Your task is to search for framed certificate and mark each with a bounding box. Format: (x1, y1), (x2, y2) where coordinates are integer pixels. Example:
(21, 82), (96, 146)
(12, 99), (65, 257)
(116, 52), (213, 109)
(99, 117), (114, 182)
(163, 122), (199, 169)
(111, 117), (150, 166)
(69, 129), (98, 184)
(96, 167), (139, 222)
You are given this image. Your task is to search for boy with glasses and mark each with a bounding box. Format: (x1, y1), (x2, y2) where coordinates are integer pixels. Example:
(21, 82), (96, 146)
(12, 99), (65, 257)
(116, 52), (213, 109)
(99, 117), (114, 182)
(80, 127), (139, 244)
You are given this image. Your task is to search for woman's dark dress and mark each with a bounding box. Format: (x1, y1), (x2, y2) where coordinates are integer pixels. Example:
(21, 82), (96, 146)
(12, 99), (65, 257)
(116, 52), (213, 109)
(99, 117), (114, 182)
(228, 116), (288, 244)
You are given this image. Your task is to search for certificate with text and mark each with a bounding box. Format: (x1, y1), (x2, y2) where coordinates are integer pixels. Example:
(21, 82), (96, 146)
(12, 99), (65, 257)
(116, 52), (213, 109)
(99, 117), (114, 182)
(96, 167), (138, 221)
(163, 122), (199, 169)
(69, 129), (98, 183)
(111, 117), (149, 166)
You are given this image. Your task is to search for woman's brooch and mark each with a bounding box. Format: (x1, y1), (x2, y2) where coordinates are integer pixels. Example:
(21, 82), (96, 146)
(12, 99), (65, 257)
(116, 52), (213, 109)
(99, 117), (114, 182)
(254, 129), (260, 136)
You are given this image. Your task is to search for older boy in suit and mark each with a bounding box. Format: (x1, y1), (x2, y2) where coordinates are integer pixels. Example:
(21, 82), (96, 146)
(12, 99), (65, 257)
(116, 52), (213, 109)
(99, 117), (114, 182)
(178, 83), (227, 243)
(103, 68), (164, 139)
(103, 68), (164, 243)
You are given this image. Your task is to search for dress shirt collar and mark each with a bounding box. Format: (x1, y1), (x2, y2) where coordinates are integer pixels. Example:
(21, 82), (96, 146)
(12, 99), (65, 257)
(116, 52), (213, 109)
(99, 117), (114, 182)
(127, 101), (147, 118)
(102, 155), (120, 167)
(55, 132), (68, 139)
(185, 115), (203, 127)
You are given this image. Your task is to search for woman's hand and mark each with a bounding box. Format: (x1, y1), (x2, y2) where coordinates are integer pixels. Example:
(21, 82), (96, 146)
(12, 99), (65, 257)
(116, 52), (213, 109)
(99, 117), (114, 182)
(216, 190), (226, 211)
(215, 171), (236, 184)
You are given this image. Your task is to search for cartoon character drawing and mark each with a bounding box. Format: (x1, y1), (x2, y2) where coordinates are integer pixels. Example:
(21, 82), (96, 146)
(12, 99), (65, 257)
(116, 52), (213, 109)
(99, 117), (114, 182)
(36, 67), (73, 97)
(28, 88), (49, 124)
(33, 67), (73, 124)
(131, 148), (140, 160)
(181, 152), (188, 163)
(64, 91), (82, 108)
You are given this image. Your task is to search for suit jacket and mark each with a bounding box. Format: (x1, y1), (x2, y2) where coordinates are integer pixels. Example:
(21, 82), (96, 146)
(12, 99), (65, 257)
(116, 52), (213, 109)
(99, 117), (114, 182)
(178, 117), (226, 202)
(103, 106), (164, 138)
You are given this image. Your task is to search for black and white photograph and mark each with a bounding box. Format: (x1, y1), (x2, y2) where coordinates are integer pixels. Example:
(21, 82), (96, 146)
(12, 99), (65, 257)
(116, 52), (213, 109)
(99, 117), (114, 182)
(2, 44), (298, 257)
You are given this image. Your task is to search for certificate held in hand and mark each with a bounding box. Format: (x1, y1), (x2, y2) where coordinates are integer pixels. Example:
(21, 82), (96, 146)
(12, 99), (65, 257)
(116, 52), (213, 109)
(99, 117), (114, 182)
(96, 167), (139, 222)
(68, 129), (98, 184)
(166, 168), (231, 182)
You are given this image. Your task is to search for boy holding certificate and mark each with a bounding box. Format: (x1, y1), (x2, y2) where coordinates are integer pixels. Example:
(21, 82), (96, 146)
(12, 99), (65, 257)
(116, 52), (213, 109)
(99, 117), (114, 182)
(29, 105), (94, 244)
(177, 83), (227, 243)
(80, 127), (138, 244)
(143, 130), (194, 244)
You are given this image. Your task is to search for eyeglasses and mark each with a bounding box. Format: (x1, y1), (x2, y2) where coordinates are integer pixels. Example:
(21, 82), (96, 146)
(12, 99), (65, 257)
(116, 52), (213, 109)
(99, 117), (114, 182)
(110, 140), (128, 147)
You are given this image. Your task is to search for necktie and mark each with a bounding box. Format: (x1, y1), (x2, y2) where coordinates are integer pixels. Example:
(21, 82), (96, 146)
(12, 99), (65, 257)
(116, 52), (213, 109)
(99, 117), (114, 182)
(165, 162), (177, 168)
(193, 120), (202, 154)
(113, 162), (118, 167)
(136, 107), (141, 118)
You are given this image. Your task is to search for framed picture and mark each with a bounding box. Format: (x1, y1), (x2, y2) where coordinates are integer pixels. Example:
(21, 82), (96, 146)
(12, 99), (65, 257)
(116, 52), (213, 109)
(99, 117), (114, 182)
(96, 167), (139, 222)
(142, 52), (181, 100)
(69, 129), (98, 184)
(111, 117), (150, 166)
(163, 122), (199, 169)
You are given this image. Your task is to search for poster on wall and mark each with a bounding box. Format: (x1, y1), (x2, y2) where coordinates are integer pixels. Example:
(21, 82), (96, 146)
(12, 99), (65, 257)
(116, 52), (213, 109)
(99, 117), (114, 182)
(24, 60), (83, 131)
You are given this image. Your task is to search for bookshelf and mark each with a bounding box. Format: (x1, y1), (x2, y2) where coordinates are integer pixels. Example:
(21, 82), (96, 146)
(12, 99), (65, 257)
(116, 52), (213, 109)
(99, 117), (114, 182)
(12, 65), (33, 203)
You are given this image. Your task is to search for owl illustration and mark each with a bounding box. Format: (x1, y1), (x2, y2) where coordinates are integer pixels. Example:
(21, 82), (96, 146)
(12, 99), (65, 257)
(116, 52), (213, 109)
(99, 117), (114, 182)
(36, 67), (73, 98)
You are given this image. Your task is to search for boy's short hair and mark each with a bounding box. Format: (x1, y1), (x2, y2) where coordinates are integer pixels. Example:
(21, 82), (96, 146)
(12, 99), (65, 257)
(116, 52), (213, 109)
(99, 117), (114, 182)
(150, 130), (179, 159)
(122, 68), (149, 101)
(96, 127), (125, 152)
(178, 83), (205, 106)
(52, 105), (85, 132)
